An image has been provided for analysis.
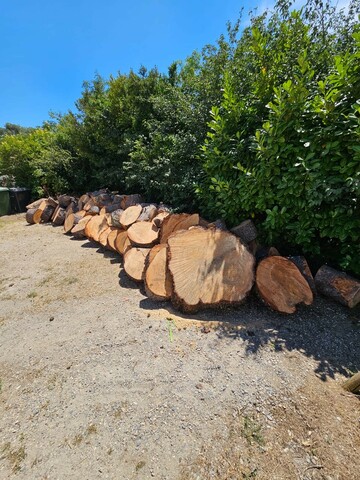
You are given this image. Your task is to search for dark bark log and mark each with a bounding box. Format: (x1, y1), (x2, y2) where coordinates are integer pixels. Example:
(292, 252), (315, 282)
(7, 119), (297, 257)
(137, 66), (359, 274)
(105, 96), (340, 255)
(315, 265), (360, 308)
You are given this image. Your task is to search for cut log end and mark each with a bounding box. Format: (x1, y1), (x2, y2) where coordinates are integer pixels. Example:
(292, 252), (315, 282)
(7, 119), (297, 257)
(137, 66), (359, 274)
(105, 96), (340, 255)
(256, 256), (313, 314)
(123, 247), (151, 282)
(167, 227), (255, 313)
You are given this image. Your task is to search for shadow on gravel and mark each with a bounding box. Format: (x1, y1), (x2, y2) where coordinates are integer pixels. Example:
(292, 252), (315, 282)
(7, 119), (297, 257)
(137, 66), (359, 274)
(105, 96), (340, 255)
(140, 294), (360, 382)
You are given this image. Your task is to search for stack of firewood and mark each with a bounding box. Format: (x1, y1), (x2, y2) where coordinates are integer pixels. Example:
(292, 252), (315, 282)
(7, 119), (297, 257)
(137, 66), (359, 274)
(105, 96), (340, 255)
(25, 189), (360, 314)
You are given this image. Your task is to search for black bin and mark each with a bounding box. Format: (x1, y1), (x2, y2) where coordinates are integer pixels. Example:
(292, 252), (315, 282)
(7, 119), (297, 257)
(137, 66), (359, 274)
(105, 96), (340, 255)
(9, 188), (32, 214)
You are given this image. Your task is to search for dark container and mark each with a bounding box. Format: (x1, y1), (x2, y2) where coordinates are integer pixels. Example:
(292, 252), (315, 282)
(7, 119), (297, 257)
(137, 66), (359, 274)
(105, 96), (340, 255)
(0, 187), (10, 216)
(8, 188), (32, 214)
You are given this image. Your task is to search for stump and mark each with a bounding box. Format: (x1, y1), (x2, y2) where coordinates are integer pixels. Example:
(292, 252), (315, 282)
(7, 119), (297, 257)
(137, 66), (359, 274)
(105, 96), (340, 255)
(167, 227), (255, 313)
(256, 256), (313, 313)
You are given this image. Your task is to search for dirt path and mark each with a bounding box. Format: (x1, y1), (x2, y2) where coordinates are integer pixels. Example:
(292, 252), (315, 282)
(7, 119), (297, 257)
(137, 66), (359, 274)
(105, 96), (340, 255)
(0, 214), (359, 480)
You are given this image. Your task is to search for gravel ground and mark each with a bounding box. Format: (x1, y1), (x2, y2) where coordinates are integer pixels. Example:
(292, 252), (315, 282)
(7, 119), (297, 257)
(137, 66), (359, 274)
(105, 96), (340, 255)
(0, 214), (359, 480)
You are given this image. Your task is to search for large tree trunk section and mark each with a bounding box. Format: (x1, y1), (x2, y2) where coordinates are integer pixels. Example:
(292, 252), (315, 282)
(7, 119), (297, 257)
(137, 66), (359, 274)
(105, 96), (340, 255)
(256, 256), (313, 313)
(342, 372), (360, 394)
(314, 265), (360, 308)
(127, 221), (160, 247)
(167, 227), (255, 313)
(84, 214), (109, 242)
(110, 209), (125, 228)
(123, 247), (151, 282)
(107, 228), (122, 251)
(230, 219), (257, 244)
(160, 213), (200, 244)
(120, 205), (142, 228)
(145, 244), (172, 301)
(71, 216), (92, 238)
(289, 256), (316, 296)
(25, 208), (37, 224)
(114, 230), (132, 255)
(137, 204), (158, 222)
(52, 206), (66, 226)
(121, 194), (143, 209)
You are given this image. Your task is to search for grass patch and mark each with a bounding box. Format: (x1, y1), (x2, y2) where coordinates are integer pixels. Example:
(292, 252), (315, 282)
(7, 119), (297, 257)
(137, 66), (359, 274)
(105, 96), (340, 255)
(136, 460), (146, 472)
(27, 291), (37, 299)
(1, 442), (26, 473)
(242, 416), (265, 447)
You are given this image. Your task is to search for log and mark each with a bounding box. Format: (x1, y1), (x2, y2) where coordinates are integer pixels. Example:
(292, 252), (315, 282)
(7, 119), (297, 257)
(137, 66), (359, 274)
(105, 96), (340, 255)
(145, 244), (172, 301)
(114, 230), (132, 255)
(107, 228), (122, 251)
(123, 247), (151, 282)
(110, 209), (124, 228)
(91, 192), (113, 207)
(46, 197), (58, 209)
(127, 221), (160, 247)
(57, 194), (75, 208)
(314, 265), (360, 308)
(152, 211), (170, 228)
(52, 206), (66, 226)
(84, 214), (109, 242)
(289, 256), (316, 296)
(160, 213), (199, 244)
(26, 198), (47, 210)
(137, 204), (158, 222)
(231, 219), (257, 244)
(25, 208), (37, 224)
(167, 227), (255, 313)
(256, 256), (313, 313)
(342, 372), (360, 394)
(119, 205), (142, 229)
(207, 219), (227, 230)
(71, 216), (92, 238)
(65, 201), (79, 218)
(121, 194), (143, 209)
(63, 211), (86, 234)
(33, 200), (56, 224)
(99, 227), (113, 248)
(100, 203), (122, 215)
(78, 194), (90, 211)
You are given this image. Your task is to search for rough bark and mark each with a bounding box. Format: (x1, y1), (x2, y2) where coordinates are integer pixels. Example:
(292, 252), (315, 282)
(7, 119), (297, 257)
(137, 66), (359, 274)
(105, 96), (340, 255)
(52, 206), (66, 226)
(167, 227), (255, 313)
(289, 256), (317, 296)
(231, 219), (257, 244)
(25, 208), (37, 224)
(137, 204), (158, 222)
(110, 209), (124, 228)
(123, 247), (151, 282)
(57, 194), (75, 208)
(127, 221), (160, 247)
(152, 211), (170, 228)
(121, 194), (143, 210)
(315, 265), (360, 308)
(145, 244), (172, 301)
(256, 256), (313, 313)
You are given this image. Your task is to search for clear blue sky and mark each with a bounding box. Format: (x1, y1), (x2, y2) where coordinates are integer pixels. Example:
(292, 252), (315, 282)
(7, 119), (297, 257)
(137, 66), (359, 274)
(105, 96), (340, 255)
(0, 0), (271, 128)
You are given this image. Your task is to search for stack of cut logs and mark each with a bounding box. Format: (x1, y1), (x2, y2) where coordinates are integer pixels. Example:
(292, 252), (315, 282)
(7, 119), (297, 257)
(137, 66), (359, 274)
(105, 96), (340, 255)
(25, 190), (360, 314)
